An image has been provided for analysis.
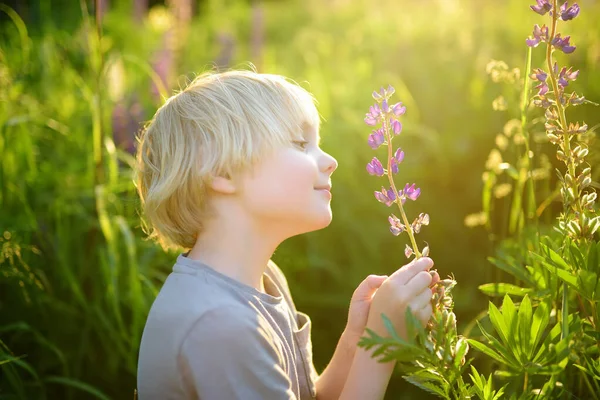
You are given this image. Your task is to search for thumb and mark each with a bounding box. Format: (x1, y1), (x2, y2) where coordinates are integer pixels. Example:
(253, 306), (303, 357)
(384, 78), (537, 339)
(352, 274), (388, 302)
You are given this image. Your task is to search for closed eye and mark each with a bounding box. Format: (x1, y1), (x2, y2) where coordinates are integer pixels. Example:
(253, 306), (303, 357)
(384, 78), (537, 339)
(292, 140), (309, 150)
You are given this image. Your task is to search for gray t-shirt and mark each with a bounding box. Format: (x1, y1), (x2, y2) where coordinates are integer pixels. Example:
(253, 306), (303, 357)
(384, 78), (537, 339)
(137, 254), (319, 400)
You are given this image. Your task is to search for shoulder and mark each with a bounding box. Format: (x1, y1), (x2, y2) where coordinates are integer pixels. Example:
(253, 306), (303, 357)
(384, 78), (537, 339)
(180, 304), (286, 364)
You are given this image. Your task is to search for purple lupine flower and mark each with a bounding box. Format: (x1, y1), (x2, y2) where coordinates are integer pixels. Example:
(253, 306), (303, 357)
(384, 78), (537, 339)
(368, 128), (385, 149)
(382, 99), (390, 113)
(390, 118), (402, 135)
(405, 244), (413, 258)
(536, 82), (549, 96)
(394, 148), (405, 164)
(391, 102), (406, 116)
(366, 157), (385, 176)
(560, 2), (580, 21)
(529, 68), (548, 82)
(374, 187), (397, 207)
(403, 183), (421, 201)
(526, 24), (549, 47)
(391, 159), (399, 174)
(364, 104), (382, 126)
(530, 0), (552, 15)
(551, 34), (576, 53)
(557, 66), (580, 88)
(388, 214), (405, 236)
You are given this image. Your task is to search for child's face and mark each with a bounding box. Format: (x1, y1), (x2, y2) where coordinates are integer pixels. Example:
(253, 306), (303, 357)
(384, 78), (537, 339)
(238, 125), (338, 238)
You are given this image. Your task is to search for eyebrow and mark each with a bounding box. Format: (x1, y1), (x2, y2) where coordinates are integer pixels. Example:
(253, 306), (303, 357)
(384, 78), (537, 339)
(302, 122), (321, 145)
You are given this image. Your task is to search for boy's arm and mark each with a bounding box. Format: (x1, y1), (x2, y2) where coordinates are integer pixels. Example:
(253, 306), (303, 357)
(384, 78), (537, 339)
(315, 330), (394, 400)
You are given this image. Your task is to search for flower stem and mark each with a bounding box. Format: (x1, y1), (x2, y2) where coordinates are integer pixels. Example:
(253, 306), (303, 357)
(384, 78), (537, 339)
(382, 116), (421, 258)
(547, 0), (582, 217)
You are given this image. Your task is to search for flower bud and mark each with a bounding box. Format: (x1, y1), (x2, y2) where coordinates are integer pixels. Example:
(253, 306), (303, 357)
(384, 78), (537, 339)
(547, 133), (560, 144)
(557, 150), (567, 161)
(454, 338), (469, 367)
(581, 176), (592, 188)
(565, 173), (574, 186)
(422, 246), (430, 257)
(577, 147), (589, 159)
(567, 220), (581, 236)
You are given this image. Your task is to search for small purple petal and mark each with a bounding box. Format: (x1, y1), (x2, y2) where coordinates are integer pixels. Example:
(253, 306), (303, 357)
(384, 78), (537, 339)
(366, 157), (385, 176)
(364, 116), (377, 126)
(558, 77), (569, 87)
(567, 70), (579, 80)
(382, 100), (389, 113)
(391, 102), (406, 116)
(391, 159), (399, 174)
(367, 129), (385, 149)
(536, 82), (549, 96)
(526, 37), (541, 47)
(561, 3), (580, 21)
(394, 148), (405, 163)
(390, 119), (402, 135)
(562, 45), (576, 54)
(530, 0), (552, 15)
(404, 244), (413, 258)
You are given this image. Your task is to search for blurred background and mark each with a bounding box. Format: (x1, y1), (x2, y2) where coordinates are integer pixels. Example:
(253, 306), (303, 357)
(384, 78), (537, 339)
(1, 0), (599, 398)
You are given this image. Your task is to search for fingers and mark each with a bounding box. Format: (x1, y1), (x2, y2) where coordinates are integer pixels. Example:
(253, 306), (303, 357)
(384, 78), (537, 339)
(402, 271), (433, 298)
(429, 270), (440, 288)
(416, 303), (433, 326)
(409, 288), (432, 311)
(389, 257), (434, 285)
(352, 275), (387, 301)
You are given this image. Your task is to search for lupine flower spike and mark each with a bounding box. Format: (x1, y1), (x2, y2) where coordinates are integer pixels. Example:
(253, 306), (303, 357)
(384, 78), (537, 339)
(364, 86), (426, 260)
(363, 86), (465, 394)
(526, 0), (599, 239)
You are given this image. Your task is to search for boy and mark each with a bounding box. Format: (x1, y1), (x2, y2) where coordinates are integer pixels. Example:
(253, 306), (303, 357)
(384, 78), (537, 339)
(135, 69), (438, 400)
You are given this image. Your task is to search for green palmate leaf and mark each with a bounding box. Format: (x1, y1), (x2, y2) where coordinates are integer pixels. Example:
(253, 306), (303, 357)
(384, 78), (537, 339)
(488, 256), (533, 285)
(403, 375), (447, 398)
(477, 321), (521, 367)
(468, 338), (509, 366)
(501, 295), (517, 348)
(488, 302), (509, 346)
(529, 300), (550, 359)
(518, 295), (533, 361)
(479, 283), (532, 297)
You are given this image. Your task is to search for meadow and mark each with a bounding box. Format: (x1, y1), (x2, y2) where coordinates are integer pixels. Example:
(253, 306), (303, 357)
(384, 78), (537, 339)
(1, 0), (599, 398)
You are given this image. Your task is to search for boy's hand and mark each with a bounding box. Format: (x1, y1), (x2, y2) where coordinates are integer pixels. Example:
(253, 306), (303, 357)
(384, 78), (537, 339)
(366, 257), (438, 341)
(344, 274), (389, 345)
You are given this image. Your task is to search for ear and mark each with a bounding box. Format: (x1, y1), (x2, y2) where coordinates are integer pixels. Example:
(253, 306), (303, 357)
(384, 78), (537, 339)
(209, 174), (237, 194)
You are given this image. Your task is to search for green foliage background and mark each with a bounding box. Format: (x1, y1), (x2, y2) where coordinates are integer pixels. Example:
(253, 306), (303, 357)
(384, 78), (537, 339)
(1, 0), (599, 398)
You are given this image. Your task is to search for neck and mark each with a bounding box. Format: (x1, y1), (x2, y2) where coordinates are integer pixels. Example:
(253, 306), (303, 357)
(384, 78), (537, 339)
(186, 209), (283, 292)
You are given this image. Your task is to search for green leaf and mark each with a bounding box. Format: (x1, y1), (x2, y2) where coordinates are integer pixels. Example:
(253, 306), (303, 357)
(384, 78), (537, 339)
(488, 256), (533, 285)
(540, 243), (571, 270)
(479, 283), (532, 297)
(501, 295), (517, 348)
(488, 302), (509, 346)
(588, 242), (600, 271)
(44, 376), (111, 400)
(577, 270), (600, 301)
(538, 260), (578, 287)
(403, 375), (447, 398)
(518, 295), (533, 361)
(529, 300), (550, 358)
(467, 338), (507, 366)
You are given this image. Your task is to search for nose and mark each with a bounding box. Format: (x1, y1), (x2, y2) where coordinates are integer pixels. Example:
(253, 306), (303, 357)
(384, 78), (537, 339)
(319, 150), (338, 174)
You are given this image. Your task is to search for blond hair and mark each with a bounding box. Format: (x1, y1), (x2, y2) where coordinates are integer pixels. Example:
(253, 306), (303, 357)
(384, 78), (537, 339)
(135, 69), (320, 251)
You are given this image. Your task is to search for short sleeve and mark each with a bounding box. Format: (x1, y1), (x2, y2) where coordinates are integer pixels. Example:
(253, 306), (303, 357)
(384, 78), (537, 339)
(178, 307), (298, 400)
